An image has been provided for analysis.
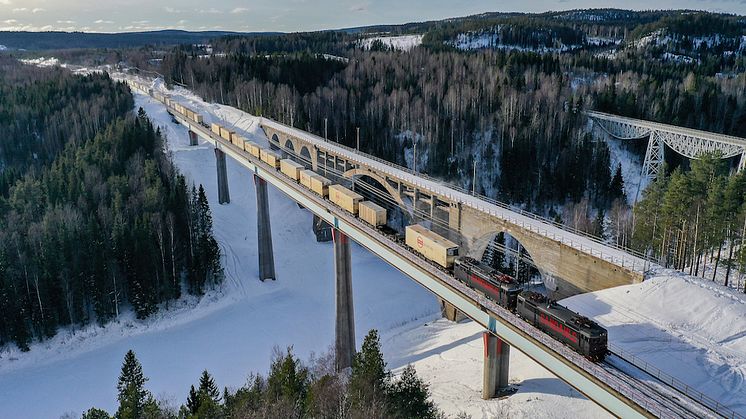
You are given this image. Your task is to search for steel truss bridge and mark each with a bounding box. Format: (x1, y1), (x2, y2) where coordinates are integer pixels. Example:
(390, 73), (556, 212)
(587, 111), (746, 182)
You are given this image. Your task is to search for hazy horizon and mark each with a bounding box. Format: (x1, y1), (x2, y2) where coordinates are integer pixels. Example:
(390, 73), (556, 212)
(0, 1), (745, 34)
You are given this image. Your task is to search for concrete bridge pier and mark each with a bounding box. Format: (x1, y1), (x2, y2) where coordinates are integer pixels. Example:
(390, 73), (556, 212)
(214, 148), (230, 204)
(483, 332), (511, 399)
(254, 175), (276, 281)
(333, 228), (355, 371)
(440, 298), (466, 322)
(188, 130), (198, 146)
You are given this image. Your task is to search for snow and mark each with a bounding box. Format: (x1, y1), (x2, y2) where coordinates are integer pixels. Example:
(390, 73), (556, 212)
(19, 56), (60, 67)
(358, 34), (423, 51)
(0, 45), (7, 51)
(563, 268), (746, 415)
(594, 122), (649, 204)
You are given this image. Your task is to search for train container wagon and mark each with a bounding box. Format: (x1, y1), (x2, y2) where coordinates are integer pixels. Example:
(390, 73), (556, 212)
(193, 113), (204, 124)
(454, 257), (521, 309)
(231, 133), (243, 147)
(405, 224), (459, 269)
(280, 159), (304, 181)
(246, 142), (262, 158)
(219, 127), (233, 142)
(300, 170), (330, 197)
(329, 185), (363, 215)
(359, 201), (387, 226)
(260, 149), (282, 169)
(211, 123), (221, 136)
(517, 292), (607, 361)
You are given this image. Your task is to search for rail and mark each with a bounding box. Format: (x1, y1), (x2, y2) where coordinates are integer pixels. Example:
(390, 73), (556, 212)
(262, 118), (653, 274)
(610, 344), (744, 419)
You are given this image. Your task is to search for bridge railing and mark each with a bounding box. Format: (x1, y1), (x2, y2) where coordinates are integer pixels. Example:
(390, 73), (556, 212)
(609, 343), (743, 419)
(264, 118), (653, 274)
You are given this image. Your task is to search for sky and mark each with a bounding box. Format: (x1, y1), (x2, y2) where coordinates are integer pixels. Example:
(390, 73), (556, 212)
(1, 0), (745, 33)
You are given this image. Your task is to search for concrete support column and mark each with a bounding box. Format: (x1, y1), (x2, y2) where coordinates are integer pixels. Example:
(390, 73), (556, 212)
(254, 175), (276, 281)
(214, 148), (230, 204)
(333, 228), (355, 372)
(188, 130), (198, 146)
(439, 298), (466, 322)
(482, 332), (510, 399)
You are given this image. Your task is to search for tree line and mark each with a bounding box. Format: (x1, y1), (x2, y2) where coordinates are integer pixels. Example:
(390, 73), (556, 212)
(82, 330), (443, 419)
(0, 65), (222, 350)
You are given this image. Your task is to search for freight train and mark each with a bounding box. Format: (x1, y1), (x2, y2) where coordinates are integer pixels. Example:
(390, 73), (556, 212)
(143, 85), (608, 362)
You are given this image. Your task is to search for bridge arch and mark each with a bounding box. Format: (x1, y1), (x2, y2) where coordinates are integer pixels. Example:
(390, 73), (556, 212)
(470, 229), (549, 290)
(284, 139), (295, 152)
(343, 168), (406, 209)
(271, 133), (280, 144)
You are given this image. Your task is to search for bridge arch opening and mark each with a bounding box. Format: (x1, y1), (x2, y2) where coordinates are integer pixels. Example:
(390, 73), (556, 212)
(474, 231), (544, 292)
(348, 172), (410, 230)
(300, 146), (312, 165)
(271, 133), (280, 144)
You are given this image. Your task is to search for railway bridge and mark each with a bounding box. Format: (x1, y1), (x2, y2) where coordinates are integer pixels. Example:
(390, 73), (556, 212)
(262, 121), (649, 298)
(122, 76), (737, 419)
(587, 110), (746, 182)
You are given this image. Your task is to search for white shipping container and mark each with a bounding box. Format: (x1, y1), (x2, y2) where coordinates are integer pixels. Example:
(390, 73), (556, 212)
(280, 159), (304, 181)
(359, 201), (386, 226)
(405, 224), (459, 268)
(329, 184), (363, 214)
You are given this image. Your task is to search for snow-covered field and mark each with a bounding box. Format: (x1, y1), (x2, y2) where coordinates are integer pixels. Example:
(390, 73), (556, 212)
(2, 73), (745, 418)
(358, 34), (422, 51)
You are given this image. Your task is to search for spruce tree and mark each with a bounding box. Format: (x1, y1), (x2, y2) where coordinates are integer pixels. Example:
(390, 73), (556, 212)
(186, 385), (200, 415)
(388, 365), (438, 419)
(349, 330), (390, 413)
(198, 370), (222, 404)
(116, 350), (149, 419)
(609, 164), (626, 204)
(81, 407), (112, 419)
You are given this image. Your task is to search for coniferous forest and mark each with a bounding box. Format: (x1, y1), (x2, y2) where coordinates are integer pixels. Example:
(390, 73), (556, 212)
(83, 330), (440, 419)
(0, 60), (222, 350)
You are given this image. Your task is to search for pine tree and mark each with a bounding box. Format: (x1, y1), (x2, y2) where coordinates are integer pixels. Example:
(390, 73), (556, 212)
(186, 385), (200, 415)
(388, 365), (438, 419)
(116, 350), (150, 419)
(266, 347), (309, 411)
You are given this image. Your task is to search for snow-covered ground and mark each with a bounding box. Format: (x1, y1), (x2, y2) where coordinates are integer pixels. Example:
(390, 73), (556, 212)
(358, 34), (422, 51)
(564, 269), (746, 415)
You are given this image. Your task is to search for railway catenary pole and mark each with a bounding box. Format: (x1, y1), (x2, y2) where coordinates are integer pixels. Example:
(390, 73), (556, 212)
(333, 228), (355, 371)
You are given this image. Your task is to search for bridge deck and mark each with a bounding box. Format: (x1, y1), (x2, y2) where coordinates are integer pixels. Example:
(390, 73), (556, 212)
(586, 110), (746, 148)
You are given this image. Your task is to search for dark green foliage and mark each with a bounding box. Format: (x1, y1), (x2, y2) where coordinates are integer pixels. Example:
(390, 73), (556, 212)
(81, 408), (113, 419)
(0, 70), (222, 349)
(116, 350), (149, 419)
(388, 365), (438, 419)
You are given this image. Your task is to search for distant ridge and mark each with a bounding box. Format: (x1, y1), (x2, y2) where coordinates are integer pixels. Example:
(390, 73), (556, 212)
(0, 29), (283, 51)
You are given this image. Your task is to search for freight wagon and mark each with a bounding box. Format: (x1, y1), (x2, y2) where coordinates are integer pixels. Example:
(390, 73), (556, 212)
(280, 159), (304, 181)
(405, 224), (459, 269)
(219, 127), (234, 142)
(246, 142), (261, 158)
(358, 201), (386, 227)
(300, 170), (330, 197)
(329, 185), (363, 215)
(260, 149), (282, 169)
(211, 123), (221, 136)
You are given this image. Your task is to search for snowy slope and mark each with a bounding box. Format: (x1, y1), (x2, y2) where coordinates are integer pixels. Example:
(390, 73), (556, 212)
(564, 269), (746, 415)
(358, 34), (423, 51)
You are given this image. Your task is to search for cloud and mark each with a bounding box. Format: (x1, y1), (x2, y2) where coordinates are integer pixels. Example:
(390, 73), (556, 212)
(164, 6), (182, 13)
(177, 19), (188, 25)
(32, 7), (44, 13)
(197, 8), (223, 14)
(349, 2), (369, 12)
(231, 7), (249, 14)
(12, 7), (26, 12)
(3, 19), (18, 24)
(0, 0), (12, 5)
(131, 20), (150, 24)
(57, 20), (76, 24)
(94, 19), (114, 24)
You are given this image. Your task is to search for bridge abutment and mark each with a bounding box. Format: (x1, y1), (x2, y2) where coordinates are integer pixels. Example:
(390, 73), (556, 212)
(333, 228), (355, 371)
(482, 332), (511, 399)
(214, 148), (230, 204)
(188, 130), (198, 146)
(254, 175), (276, 281)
